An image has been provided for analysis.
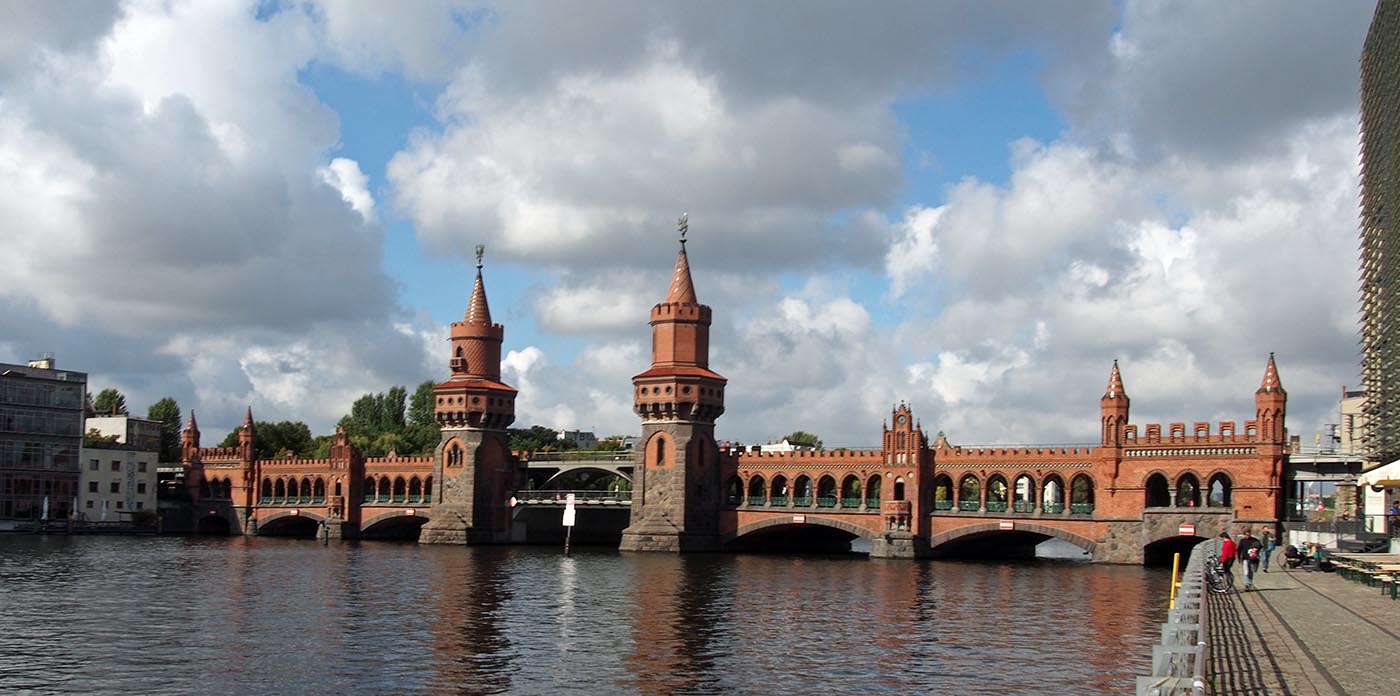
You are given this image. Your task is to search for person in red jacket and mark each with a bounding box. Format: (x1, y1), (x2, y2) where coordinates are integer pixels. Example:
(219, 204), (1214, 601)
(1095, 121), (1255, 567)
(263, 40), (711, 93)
(1219, 531), (1236, 572)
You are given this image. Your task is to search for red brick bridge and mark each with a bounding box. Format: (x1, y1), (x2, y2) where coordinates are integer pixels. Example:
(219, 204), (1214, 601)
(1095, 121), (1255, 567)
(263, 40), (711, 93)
(182, 236), (1286, 564)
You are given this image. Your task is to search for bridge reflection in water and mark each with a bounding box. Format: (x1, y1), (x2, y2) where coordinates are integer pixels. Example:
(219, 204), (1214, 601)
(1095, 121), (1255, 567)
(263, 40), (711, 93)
(0, 536), (1167, 694)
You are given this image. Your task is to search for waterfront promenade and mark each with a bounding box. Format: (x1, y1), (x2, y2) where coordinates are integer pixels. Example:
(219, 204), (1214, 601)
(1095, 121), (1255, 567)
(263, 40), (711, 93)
(1209, 564), (1400, 694)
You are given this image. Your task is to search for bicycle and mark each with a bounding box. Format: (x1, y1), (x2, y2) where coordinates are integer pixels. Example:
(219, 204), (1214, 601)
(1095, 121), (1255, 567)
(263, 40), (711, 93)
(1205, 551), (1234, 593)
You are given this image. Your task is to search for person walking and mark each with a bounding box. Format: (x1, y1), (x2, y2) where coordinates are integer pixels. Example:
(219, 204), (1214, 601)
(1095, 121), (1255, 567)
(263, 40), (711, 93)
(1237, 528), (1263, 591)
(1261, 530), (1275, 572)
(1219, 531), (1236, 573)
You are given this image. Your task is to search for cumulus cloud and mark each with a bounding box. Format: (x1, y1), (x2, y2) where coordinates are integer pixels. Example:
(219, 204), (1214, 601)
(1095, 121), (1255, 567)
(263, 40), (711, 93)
(0, 0), (1375, 451)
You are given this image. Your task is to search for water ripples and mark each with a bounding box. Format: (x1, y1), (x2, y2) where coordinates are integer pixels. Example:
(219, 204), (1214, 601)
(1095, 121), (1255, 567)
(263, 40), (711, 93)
(0, 536), (1168, 694)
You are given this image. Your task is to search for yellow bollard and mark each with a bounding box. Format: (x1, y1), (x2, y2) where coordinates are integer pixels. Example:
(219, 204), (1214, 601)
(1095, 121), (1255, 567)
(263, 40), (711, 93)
(1169, 552), (1181, 609)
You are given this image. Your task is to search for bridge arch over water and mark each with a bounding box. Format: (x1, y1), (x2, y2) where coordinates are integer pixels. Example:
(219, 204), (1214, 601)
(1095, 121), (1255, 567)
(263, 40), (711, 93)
(258, 510), (324, 537)
(360, 510), (430, 539)
(927, 521), (1098, 560)
(724, 516), (879, 554)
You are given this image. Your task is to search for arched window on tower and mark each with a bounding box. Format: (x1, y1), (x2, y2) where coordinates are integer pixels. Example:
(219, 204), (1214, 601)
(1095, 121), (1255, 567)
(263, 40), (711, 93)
(1042, 475), (1065, 513)
(986, 475), (1009, 512)
(1145, 473), (1170, 507)
(1071, 475), (1095, 514)
(1175, 474), (1200, 508)
(746, 476), (766, 506)
(1208, 474), (1232, 507)
(769, 475), (789, 506)
(654, 437), (666, 468)
(362, 477), (374, 503)
(931, 474), (953, 510)
(260, 478), (272, 503)
(958, 475), (980, 511)
(816, 476), (837, 507)
(1013, 474), (1036, 513)
(409, 476), (422, 503)
(781, 475), (805, 506)
(274, 478), (286, 503)
(725, 476), (742, 506)
(313, 477), (325, 502)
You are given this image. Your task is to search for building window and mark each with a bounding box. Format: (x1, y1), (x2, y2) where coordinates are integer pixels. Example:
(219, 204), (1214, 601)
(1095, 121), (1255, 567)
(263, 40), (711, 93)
(116, 501), (123, 509)
(111, 461), (120, 471)
(89, 459), (99, 471)
(135, 502), (143, 510)
(138, 462), (147, 473)
(88, 481), (98, 493)
(137, 482), (146, 494)
(109, 482), (119, 493)
(86, 500), (93, 508)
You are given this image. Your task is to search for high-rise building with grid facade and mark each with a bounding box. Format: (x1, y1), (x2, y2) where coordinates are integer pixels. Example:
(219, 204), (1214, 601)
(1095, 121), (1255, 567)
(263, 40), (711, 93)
(0, 356), (86, 525)
(1361, 1), (1400, 466)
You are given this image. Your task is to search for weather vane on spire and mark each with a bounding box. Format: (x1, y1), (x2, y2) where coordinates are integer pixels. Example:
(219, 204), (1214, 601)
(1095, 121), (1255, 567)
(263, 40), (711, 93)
(475, 243), (485, 270)
(678, 212), (688, 248)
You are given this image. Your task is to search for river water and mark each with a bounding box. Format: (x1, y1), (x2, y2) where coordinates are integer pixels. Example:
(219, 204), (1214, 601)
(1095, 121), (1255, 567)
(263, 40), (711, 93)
(0, 536), (1169, 695)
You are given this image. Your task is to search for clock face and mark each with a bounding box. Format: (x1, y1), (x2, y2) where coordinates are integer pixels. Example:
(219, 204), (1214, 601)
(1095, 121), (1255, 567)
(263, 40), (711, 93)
(897, 415), (907, 425)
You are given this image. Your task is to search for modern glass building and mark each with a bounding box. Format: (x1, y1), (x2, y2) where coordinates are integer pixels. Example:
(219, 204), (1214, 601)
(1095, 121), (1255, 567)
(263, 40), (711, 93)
(0, 357), (86, 525)
(1361, 1), (1400, 466)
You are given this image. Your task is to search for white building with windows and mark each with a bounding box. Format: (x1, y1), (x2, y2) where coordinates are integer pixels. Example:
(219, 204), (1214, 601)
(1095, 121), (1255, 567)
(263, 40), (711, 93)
(79, 416), (159, 521)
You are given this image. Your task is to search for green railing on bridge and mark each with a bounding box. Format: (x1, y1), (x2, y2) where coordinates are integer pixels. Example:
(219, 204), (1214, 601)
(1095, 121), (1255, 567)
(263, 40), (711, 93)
(934, 500), (953, 510)
(770, 495), (790, 506)
(841, 498), (860, 509)
(1013, 501), (1036, 513)
(866, 495), (879, 506)
(524, 450), (634, 463)
(1043, 503), (1065, 514)
(958, 500), (980, 511)
(816, 496), (837, 508)
(1070, 503), (1095, 514)
(747, 495), (766, 506)
(985, 501), (1008, 513)
(793, 496), (812, 507)
(513, 489), (632, 504)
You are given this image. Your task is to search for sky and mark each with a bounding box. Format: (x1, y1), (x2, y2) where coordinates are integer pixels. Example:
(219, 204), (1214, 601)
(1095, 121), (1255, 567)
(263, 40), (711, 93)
(0, 1), (1379, 449)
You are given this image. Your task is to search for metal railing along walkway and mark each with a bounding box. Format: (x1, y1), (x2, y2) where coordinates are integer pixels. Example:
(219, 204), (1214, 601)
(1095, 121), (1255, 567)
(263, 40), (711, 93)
(1137, 541), (1209, 696)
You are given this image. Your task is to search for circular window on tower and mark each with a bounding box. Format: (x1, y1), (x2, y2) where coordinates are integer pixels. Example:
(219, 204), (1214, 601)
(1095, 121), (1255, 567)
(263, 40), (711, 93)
(682, 386), (691, 394)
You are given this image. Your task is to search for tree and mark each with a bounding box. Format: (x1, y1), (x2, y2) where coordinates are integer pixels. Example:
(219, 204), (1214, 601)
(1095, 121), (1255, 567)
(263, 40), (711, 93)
(783, 430), (823, 450)
(93, 388), (128, 416)
(147, 397), (182, 463)
(508, 425), (577, 452)
(219, 420), (315, 460)
(408, 380), (436, 427)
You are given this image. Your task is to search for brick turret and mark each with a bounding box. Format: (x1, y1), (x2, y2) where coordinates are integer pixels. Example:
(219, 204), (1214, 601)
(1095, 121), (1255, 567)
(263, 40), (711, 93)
(421, 245), (521, 545)
(1101, 360), (1130, 447)
(621, 215), (727, 552)
(1255, 353), (1287, 443)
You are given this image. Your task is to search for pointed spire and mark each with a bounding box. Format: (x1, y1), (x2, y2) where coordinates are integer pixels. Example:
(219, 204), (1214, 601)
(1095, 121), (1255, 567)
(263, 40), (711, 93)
(466, 243), (493, 324)
(665, 214), (698, 304)
(1258, 352), (1284, 393)
(243, 406), (254, 428)
(1104, 360), (1126, 399)
(186, 411), (198, 432)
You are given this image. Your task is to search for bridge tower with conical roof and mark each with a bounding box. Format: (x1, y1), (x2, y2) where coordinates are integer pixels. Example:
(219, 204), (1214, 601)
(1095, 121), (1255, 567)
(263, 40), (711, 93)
(620, 215), (728, 552)
(421, 245), (522, 545)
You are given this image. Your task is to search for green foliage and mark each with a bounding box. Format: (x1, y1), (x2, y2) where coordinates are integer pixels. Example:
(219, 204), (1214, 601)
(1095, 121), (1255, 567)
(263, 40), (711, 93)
(146, 397), (182, 463)
(93, 388), (128, 416)
(83, 428), (120, 447)
(218, 420), (315, 460)
(595, 437), (627, 452)
(336, 384), (439, 457)
(508, 425), (577, 452)
(408, 380), (436, 427)
(783, 430), (823, 450)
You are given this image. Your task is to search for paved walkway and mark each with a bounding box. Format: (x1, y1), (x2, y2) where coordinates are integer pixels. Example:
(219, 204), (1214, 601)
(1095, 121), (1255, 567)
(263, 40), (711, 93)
(1208, 562), (1400, 695)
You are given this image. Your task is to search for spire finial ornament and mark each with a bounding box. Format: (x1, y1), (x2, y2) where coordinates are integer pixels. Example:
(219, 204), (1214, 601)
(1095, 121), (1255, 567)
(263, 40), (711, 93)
(475, 243), (485, 270)
(678, 212), (688, 248)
